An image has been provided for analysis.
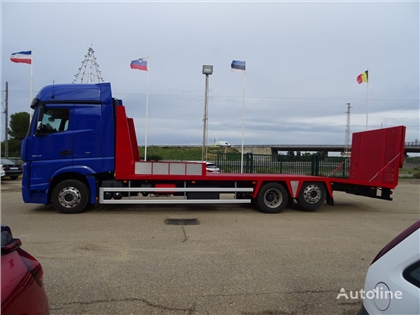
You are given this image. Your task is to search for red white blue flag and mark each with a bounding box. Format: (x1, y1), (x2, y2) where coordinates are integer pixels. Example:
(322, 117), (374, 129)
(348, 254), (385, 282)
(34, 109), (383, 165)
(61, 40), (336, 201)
(130, 58), (148, 71)
(10, 51), (32, 64)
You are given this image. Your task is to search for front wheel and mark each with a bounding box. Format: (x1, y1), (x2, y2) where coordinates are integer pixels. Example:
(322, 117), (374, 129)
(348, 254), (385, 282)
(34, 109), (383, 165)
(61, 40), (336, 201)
(52, 179), (89, 214)
(297, 182), (326, 211)
(257, 183), (288, 213)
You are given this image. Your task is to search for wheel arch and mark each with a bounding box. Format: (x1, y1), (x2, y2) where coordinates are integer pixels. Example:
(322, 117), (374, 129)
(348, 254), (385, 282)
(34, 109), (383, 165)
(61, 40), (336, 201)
(253, 180), (292, 199)
(256, 181), (291, 213)
(48, 172), (96, 205)
(254, 179), (333, 202)
(296, 181), (330, 211)
(286, 179), (333, 200)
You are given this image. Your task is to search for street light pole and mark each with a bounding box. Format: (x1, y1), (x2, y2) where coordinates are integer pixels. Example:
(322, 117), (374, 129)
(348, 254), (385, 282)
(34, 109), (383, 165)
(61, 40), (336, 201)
(202, 65), (213, 162)
(202, 74), (209, 162)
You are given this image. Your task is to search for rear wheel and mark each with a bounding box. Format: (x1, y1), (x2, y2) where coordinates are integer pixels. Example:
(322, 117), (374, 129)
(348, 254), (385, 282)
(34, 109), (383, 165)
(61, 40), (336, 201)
(52, 179), (89, 214)
(257, 183), (288, 213)
(248, 197), (260, 210)
(297, 182), (326, 211)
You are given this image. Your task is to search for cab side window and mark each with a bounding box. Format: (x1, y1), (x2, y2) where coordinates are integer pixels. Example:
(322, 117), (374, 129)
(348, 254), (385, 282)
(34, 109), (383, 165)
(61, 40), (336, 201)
(37, 108), (69, 134)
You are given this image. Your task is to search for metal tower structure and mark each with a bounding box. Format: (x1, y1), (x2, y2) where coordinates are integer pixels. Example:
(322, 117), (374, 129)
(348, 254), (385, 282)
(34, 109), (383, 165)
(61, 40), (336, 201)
(72, 46), (104, 84)
(344, 103), (351, 153)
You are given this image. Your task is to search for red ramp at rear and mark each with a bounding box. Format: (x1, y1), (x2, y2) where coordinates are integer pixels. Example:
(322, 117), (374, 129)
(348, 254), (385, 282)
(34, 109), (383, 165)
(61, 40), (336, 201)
(349, 126), (406, 188)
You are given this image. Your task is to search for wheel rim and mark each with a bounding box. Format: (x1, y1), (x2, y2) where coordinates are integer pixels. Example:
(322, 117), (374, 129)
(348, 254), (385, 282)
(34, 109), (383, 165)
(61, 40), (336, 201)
(58, 187), (81, 208)
(263, 188), (282, 208)
(302, 184), (321, 204)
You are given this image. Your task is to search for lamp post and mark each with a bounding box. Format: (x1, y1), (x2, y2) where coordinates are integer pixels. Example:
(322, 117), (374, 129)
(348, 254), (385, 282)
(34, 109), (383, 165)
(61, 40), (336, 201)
(202, 65), (213, 161)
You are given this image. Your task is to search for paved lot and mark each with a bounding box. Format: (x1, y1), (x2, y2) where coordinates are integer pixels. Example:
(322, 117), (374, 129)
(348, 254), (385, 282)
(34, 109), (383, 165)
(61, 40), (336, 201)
(1, 178), (419, 315)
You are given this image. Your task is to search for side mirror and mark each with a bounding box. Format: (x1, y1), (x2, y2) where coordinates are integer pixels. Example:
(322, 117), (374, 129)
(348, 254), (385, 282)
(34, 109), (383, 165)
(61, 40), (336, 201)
(35, 121), (48, 136)
(1, 225), (22, 255)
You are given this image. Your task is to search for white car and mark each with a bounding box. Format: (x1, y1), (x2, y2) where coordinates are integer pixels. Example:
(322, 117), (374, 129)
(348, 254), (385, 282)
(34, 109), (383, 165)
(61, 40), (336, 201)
(206, 162), (220, 173)
(216, 141), (231, 147)
(0, 165), (5, 178)
(357, 220), (420, 315)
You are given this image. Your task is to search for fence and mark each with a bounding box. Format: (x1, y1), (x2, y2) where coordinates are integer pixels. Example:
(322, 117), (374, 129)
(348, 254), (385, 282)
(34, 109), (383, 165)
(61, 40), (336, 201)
(215, 153), (350, 178)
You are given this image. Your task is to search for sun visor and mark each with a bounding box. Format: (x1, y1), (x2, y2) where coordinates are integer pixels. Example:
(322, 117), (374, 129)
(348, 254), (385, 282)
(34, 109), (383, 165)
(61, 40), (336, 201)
(35, 83), (112, 103)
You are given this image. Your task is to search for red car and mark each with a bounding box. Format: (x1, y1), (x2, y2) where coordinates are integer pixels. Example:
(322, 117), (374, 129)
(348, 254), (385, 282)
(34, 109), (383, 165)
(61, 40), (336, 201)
(1, 225), (49, 315)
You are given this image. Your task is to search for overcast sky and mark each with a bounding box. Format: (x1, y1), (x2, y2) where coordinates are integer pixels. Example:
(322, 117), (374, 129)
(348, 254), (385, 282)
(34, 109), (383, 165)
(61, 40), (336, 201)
(1, 1), (419, 151)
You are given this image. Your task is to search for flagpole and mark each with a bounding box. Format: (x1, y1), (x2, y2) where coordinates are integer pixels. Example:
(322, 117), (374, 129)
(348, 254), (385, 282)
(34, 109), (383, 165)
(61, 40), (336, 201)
(144, 56), (150, 161)
(30, 49), (33, 121)
(366, 68), (369, 130)
(240, 71), (246, 174)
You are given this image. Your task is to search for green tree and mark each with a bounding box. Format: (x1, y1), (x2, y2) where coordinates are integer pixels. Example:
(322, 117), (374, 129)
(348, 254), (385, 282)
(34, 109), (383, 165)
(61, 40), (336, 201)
(285, 150), (295, 162)
(9, 112), (30, 140)
(1, 112), (30, 157)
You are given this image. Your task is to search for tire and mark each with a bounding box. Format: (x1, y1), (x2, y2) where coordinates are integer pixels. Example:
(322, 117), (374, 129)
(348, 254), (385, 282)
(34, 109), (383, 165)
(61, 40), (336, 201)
(287, 197), (295, 208)
(257, 183), (288, 213)
(297, 182), (326, 211)
(10, 176), (18, 180)
(52, 179), (89, 214)
(251, 197), (259, 206)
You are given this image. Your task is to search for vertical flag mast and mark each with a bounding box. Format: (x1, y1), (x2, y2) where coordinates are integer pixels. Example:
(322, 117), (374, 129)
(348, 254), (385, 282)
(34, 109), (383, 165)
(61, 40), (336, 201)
(231, 60), (246, 173)
(241, 72), (246, 173)
(144, 57), (150, 161)
(366, 68), (369, 130)
(357, 69), (369, 130)
(30, 50), (33, 121)
(130, 57), (149, 161)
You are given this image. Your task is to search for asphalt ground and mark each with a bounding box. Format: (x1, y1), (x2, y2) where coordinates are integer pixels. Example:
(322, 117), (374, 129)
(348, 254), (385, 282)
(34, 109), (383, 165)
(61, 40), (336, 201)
(1, 178), (419, 315)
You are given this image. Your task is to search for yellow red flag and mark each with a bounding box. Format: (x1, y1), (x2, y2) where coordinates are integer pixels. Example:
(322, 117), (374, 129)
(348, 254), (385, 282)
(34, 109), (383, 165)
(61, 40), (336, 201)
(357, 70), (368, 84)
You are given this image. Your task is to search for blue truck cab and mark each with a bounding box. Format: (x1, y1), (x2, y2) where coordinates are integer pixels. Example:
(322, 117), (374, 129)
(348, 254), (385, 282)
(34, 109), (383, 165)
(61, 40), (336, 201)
(21, 83), (117, 213)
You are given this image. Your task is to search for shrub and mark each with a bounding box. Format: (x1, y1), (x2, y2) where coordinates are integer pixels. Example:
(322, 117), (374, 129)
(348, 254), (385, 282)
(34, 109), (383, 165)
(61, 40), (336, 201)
(147, 154), (162, 161)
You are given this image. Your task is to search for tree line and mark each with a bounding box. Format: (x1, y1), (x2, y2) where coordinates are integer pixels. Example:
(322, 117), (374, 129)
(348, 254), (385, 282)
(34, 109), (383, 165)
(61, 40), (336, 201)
(1, 112), (30, 157)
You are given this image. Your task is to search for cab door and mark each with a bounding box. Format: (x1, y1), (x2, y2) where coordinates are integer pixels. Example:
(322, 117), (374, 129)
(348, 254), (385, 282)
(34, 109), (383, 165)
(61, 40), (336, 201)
(26, 105), (74, 189)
